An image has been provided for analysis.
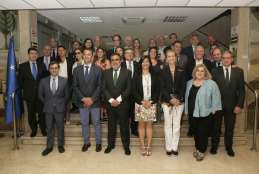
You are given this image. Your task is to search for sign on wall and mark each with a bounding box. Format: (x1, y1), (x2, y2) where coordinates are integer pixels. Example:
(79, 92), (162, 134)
(31, 28), (37, 42)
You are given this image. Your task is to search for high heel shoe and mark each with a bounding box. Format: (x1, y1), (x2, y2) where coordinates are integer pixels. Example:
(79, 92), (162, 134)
(140, 147), (146, 156)
(146, 147), (152, 156)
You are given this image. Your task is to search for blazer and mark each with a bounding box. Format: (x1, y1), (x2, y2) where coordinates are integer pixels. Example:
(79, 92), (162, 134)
(160, 66), (186, 103)
(102, 67), (132, 110)
(72, 64), (102, 108)
(185, 79), (222, 117)
(36, 56), (56, 76)
(106, 48), (115, 61)
(38, 76), (70, 114)
(182, 45), (195, 61)
(18, 61), (47, 101)
(132, 72), (160, 105)
(164, 54), (188, 70)
(68, 52), (77, 62)
(121, 61), (139, 78)
(185, 58), (213, 81)
(61, 57), (75, 85)
(211, 66), (245, 112)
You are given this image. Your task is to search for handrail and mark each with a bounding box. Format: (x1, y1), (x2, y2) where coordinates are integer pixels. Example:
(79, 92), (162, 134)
(11, 86), (22, 150)
(195, 30), (229, 49)
(244, 81), (258, 152)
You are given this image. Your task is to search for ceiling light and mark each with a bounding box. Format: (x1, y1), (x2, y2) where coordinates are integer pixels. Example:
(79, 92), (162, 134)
(79, 17), (103, 23)
(163, 16), (188, 22)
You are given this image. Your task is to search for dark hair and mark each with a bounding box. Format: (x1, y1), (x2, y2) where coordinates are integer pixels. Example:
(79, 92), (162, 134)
(148, 47), (158, 62)
(172, 40), (182, 46)
(132, 39), (143, 55)
(74, 48), (82, 61)
(93, 47), (107, 64)
(28, 47), (38, 54)
(72, 40), (81, 46)
(82, 38), (94, 50)
(112, 35), (122, 42)
(190, 34), (199, 40)
(56, 45), (66, 63)
(115, 46), (125, 61)
(82, 48), (94, 55)
(49, 61), (60, 69)
(169, 33), (177, 39)
(110, 53), (121, 60)
(210, 43), (218, 49)
(49, 37), (57, 41)
(138, 56), (153, 74)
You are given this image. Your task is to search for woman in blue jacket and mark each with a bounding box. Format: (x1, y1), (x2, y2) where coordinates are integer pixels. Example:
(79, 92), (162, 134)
(185, 64), (221, 162)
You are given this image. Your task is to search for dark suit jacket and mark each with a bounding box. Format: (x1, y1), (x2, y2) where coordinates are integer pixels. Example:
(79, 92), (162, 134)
(18, 61), (47, 101)
(102, 67), (132, 110)
(182, 45), (195, 61)
(37, 56), (56, 76)
(72, 64), (102, 108)
(211, 66), (245, 112)
(186, 58), (213, 81)
(68, 52), (77, 62)
(160, 66), (186, 103)
(106, 48), (115, 61)
(132, 72), (160, 105)
(163, 45), (184, 55)
(121, 61), (139, 78)
(64, 57), (75, 85)
(38, 76), (70, 113)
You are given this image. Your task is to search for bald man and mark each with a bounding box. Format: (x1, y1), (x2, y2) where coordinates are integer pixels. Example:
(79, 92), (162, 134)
(158, 36), (166, 52)
(37, 45), (56, 76)
(125, 36), (132, 49)
(204, 35), (225, 58)
(94, 36), (102, 51)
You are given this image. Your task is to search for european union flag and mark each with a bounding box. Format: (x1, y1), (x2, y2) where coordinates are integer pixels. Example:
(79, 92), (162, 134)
(5, 36), (24, 125)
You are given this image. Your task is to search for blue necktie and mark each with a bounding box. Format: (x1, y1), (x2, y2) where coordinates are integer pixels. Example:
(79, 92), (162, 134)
(85, 66), (89, 83)
(45, 58), (49, 70)
(52, 78), (56, 106)
(32, 62), (37, 80)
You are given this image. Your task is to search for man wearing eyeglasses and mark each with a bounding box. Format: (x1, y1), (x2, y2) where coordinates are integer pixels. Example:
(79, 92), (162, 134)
(38, 61), (70, 156)
(106, 35), (122, 61)
(121, 48), (139, 136)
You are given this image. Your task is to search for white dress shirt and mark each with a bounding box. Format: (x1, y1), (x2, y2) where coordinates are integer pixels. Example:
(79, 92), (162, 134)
(223, 65), (231, 80)
(50, 75), (58, 90)
(195, 58), (203, 65)
(126, 60), (134, 77)
(215, 61), (222, 67)
(109, 67), (122, 103)
(158, 45), (166, 52)
(29, 60), (37, 74)
(44, 56), (51, 67)
(58, 59), (68, 78)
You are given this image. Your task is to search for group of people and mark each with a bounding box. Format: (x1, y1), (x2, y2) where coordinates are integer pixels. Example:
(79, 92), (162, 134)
(17, 33), (245, 162)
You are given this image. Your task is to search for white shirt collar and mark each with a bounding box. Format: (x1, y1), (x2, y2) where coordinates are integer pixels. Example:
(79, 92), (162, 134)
(84, 63), (92, 68)
(51, 75), (58, 80)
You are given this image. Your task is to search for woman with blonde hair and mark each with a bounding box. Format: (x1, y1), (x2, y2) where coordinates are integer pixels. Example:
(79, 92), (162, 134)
(132, 39), (143, 62)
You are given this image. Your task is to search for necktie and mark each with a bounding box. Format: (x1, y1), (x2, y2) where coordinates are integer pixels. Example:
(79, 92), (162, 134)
(52, 49), (55, 58)
(52, 78), (56, 95)
(128, 62), (132, 78)
(114, 70), (118, 86)
(45, 58), (49, 70)
(32, 62), (37, 80)
(177, 55), (179, 65)
(85, 66), (89, 83)
(217, 62), (220, 67)
(226, 68), (229, 87)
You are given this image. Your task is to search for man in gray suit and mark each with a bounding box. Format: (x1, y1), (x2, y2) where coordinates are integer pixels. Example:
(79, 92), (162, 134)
(164, 41), (188, 70)
(39, 61), (70, 156)
(73, 48), (103, 152)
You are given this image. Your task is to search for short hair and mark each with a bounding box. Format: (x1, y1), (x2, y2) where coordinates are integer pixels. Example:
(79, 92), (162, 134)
(112, 35), (122, 42)
(222, 50), (233, 58)
(192, 64), (212, 80)
(190, 35), (199, 41)
(49, 37), (56, 40)
(28, 47), (38, 54)
(57, 45), (66, 50)
(213, 48), (222, 55)
(49, 61), (60, 69)
(169, 33), (177, 39)
(125, 48), (134, 53)
(72, 41), (81, 46)
(82, 48), (94, 55)
(110, 53), (121, 60)
(138, 56), (153, 74)
(210, 44), (218, 48)
(195, 45), (204, 52)
(148, 47), (159, 62)
(172, 40), (182, 46)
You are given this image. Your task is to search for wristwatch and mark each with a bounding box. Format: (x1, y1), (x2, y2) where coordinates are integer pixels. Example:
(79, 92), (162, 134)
(91, 98), (95, 101)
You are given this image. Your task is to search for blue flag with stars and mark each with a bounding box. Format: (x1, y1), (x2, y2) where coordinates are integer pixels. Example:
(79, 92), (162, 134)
(5, 36), (24, 125)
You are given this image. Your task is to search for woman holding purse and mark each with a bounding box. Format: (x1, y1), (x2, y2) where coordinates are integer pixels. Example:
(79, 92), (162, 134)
(160, 49), (186, 157)
(132, 56), (160, 156)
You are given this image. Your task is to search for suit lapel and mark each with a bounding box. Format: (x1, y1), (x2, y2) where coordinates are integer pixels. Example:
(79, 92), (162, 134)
(121, 62), (126, 69)
(79, 65), (86, 84)
(229, 68), (236, 87)
(218, 66), (227, 88)
(36, 62), (41, 80)
(26, 61), (35, 80)
(116, 67), (124, 87)
(87, 64), (95, 83)
(46, 76), (52, 95)
(55, 76), (61, 94)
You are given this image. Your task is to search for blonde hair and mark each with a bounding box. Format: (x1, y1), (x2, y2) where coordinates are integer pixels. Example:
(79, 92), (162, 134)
(165, 49), (177, 66)
(192, 64), (212, 80)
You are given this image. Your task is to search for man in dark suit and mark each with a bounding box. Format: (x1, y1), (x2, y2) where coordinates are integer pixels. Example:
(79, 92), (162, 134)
(121, 48), (139, 136)
(49, 37), (58, 59)
(37, 45), (56, 76)
(68, 41), (81, 62)
(106, 35), (122, 60)
(204, 35), (225, 58)
(164, 41), (188, 70)
(182, 35), (200, 61)
(102, 53), (132, 155)
(163, 33), (183, 55)
(210, 50), (245, 157)
(18, 48), (47, 137)
(73, 48), (103, 152)
(38, 61), (70, 156)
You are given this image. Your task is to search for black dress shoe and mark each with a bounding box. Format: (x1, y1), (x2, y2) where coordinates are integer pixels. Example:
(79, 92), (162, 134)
(166, 151), (173, 156)
(210, 146), (218, 155)
(226, 147), (235, 157)
(104, 145), (115, 154)
(58, 145), (65, 153)
(30, 131), (37, 137)
(41, 130), (47, 137)
(42, 148), (52, 156)
(187, 131), (193, 137)
(131, 130), (139, 136)
(82, 143), (91, 152)
(96, 144), (102, 152)
(125, 148), (131, 156)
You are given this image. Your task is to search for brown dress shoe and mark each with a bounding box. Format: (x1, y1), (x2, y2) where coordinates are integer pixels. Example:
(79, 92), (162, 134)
(96, 144), (102, 152)
(82, 143), (91, 152)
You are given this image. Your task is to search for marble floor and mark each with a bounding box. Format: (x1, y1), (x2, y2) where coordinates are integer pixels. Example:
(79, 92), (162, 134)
(0, 134), (258, 174)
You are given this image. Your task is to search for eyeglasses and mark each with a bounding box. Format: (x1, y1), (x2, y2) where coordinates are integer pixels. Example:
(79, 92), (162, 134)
(75, 52), (81, 55)
(95, 40), (101, 42)
(125, 53), (134, 55)
(113, 40), (120, 42)
(49, 67), (59, 70)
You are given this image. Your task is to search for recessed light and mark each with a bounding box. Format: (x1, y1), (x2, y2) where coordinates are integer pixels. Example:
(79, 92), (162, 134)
(79, 17), (103, 23)
(163, 16), (188, 22)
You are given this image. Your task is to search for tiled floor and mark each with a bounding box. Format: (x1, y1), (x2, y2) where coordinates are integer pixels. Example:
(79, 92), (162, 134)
(0, 134), (258, 174)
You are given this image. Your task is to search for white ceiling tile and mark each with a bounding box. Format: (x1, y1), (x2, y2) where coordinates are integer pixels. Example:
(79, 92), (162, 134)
(156, 0), (190, 6)
(24, 0), (64, 9)
(187, 0), (222, 6)
(58, 0), (94, 8)
(0, 0), (35, 9)
(125, 0), (156, 7)
(91, 0), (125, 7)
(217, 0), (254, 6)
(246, 0), (259, 6)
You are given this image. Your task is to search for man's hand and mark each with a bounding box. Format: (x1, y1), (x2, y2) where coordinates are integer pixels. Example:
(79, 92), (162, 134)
(82, 97), (93, 107)
(231, 65), (237, 68)
(170, 99), (180, 106)
(234, 106), (242, 114)
(111, 99), (120, 107)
